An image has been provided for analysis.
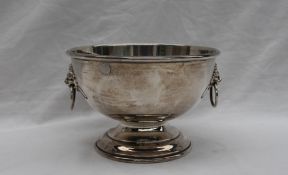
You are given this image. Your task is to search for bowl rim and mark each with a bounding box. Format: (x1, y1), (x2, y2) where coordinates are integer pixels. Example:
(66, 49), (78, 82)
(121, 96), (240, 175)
(66, 43), (220, 63)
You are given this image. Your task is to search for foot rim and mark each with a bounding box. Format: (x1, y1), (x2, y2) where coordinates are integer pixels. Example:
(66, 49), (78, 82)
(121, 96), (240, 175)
(95, 125), (191, 163)
(95, 141), (191, 163)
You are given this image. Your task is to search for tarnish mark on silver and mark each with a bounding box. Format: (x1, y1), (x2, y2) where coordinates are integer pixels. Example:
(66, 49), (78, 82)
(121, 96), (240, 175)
(99, 62), (111, 75)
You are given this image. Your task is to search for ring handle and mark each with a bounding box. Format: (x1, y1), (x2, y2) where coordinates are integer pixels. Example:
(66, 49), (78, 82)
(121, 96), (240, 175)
(210, 84), (218, 107)
(201, 63), (221, 107)
(64, 64), (87, 110)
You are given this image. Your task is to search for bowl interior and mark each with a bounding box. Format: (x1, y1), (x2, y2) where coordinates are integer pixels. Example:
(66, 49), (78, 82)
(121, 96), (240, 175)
(69, 44), (219, 59)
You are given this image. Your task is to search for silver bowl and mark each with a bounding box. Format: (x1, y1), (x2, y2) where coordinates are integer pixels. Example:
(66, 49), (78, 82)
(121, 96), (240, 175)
(65, 44), (221, 163)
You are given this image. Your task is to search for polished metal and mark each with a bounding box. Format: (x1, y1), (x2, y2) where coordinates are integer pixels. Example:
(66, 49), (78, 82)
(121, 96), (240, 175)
(65, 44), (221, 163)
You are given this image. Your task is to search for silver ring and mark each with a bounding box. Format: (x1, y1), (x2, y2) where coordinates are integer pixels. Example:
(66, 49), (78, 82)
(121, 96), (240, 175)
(210, 84), (218, 107)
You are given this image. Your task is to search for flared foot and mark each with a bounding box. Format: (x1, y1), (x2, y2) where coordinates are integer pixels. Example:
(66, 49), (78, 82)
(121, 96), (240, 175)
(95, 125), (191, 163)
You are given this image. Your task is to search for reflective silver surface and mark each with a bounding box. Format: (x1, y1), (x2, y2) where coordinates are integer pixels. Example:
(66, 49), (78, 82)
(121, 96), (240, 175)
(65, 44), (221, 163)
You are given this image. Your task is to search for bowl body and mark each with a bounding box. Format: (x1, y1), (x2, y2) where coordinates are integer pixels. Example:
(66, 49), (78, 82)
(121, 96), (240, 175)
(68, 44), (218, 126)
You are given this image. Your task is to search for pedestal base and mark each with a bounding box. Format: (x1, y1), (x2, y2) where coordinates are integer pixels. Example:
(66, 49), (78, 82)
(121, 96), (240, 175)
(95, 125), (191, 163)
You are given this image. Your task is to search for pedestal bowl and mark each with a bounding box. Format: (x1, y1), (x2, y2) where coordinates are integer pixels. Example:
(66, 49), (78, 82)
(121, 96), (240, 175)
(65, 44), (221, 163)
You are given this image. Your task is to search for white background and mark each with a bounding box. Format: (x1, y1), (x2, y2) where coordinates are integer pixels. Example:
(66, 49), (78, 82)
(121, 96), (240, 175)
(0, 0), (288, 174)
